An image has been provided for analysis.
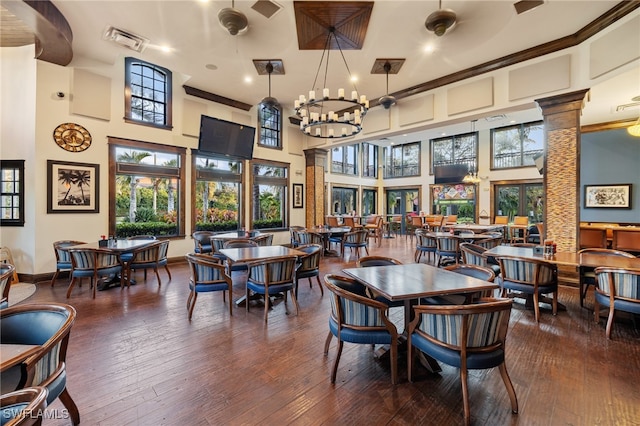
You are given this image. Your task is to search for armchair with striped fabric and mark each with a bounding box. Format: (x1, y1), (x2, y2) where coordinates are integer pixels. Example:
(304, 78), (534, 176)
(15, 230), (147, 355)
(594, 267), (640, 339)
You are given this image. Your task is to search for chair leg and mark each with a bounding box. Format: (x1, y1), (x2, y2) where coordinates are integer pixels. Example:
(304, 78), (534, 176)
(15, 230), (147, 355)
(289, 289), (300, 316)
(460, 366), (471, 426)
(407, 344), (414, 383)
(606, 308), (615, 339)
(66, 276), (79, 298)
(331, 341), (344, 384)
(164, 265), (172, 280)
(58, 387), (80, 426)
(264, 293), (270, 323)
(498, 363), (519, 414)
(552, 290), (558, 315)
(187, 289), (194, 310)
(594, 299), (600, 323)
(154, 266), (161, 286)
(188, 292), (198, 320)
(389, 337), (398, 385)
(316, 275), (324, 296)
(50, 270), (60, 287)
(533, 293), (540, 322)
(324, 331), (333, 355)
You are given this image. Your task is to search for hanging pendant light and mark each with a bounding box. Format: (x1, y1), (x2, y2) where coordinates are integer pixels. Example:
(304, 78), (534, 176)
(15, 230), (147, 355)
(379, 62), (397, 110)
(261, 62), (279, 108)
(218, 0), (248, 36)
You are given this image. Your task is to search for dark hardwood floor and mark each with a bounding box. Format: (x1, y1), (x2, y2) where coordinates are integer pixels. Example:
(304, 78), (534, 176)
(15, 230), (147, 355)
(25, 236), (640, 425)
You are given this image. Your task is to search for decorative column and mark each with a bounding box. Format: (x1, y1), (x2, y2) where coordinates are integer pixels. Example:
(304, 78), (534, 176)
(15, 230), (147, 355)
(303, 148), (328, 228)
(535, 89), (589, 253)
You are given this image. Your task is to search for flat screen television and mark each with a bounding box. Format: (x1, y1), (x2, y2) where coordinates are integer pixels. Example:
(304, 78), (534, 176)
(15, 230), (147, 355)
(198, 115), (256, 160)
(434, 164), (468, 184)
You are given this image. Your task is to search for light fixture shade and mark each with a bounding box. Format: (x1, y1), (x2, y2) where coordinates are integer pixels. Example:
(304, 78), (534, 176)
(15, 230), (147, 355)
(628, 118), (640, 137)
(425, 9), (457, 36)
(379, 95), (396, 110)
(260, 96), (280, 108)
(218, 7), (248, 35)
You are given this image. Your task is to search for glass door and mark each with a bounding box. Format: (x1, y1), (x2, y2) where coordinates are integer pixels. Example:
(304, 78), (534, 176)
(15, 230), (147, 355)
(385, 188), (419, 235)
(494, 182), (543, 223)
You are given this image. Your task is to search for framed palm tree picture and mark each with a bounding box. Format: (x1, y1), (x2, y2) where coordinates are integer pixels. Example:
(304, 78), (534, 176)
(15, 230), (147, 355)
(47, 160), (99, 213)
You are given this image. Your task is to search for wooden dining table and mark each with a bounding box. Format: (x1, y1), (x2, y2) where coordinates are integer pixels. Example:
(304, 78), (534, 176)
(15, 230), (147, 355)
(220, 245), (305, 306)
(1, 344), (41, 372)
(306, 226), (351, 256)
(343, 263), (498, 372)
(485, 245), (640, 269)
(449, 223), (505, 234)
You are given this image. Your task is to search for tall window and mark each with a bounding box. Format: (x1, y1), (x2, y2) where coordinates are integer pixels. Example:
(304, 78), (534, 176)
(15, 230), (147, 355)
(362, 188), (377, 216)
(362, 142), (377, 177)
(0, 160), (24, 226)
(108, 138), (185, 237)
(331, 145), (358, 175)
(383, 142), (420, 178)
(494, 181), (544, 223)
(331, 187), (357, 215)
(192, 152), (243, 232)
(125, 57), (172, 129)
(430, 132), (477, 174)
(251, 160), (289, 230)
(257, 102), (282, 149)
(491, 121), (544, 169)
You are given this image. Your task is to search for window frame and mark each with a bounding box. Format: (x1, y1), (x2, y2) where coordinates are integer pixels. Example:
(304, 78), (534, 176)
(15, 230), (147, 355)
(429, 132), (478, 175)
(383, 141), (421, 178)
(490, 121), (544, 170)
(257, 101), (283, 150)
(361, 142), (378, 178)
(249, 158), (289, 231)
(108, 137), (185, 238)
(0, 160), (25, 227)
(124, 57), (173, 130)
(331, 144), (359, 175)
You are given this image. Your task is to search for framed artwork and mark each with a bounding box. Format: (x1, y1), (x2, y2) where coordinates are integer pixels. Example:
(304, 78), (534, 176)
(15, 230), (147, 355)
(293, 183), (304, 208)
(47, 160), (100, 213)
(584, 184), (631, 209)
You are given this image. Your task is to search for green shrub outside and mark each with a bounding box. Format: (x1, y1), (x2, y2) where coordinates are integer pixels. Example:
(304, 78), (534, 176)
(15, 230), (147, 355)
(116, 222), (177, 238)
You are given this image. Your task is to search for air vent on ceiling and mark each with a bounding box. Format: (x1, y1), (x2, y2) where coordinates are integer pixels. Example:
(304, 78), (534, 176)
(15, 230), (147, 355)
(251, 0), (283, 19)
(485, 114), (507, 122)
(103, 26), (149, 53)
(615, 102), (640, 112)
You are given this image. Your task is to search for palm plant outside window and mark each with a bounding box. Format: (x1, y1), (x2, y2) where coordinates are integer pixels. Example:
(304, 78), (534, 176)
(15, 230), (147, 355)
(430, 133), (477, 174)
(193, 153), (243, 232)
(251, 161), (289, 230)
(109, 138), (184, 237)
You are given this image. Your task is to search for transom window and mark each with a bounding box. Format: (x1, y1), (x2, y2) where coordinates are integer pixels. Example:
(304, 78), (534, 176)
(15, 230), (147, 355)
(383, 142), (420, 178)
(491, 121), (544, 169)
(192, 152), (244, 232)
(257, 102), (282, 149)
(331, 145), (358, 175)
(430, 132), (477, 174)
(0, 160), (25, 226)
(125, 57), (173, 129)
(362, 142), (377, 178)
(108, 138), (185, 237)
(250, 160), (289, 230)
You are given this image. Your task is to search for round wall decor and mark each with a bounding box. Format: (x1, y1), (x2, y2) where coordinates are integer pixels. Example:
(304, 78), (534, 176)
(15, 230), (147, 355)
(53, 123), (92, 152)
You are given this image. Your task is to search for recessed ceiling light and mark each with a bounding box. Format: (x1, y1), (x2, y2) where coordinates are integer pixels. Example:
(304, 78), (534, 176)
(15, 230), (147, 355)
(244, 76), (253, 84)
(160, 45), (172, 53)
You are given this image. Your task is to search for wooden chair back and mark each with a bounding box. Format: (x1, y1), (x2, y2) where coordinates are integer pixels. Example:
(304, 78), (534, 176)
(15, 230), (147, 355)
(493, 216), (509, 225)
(0, 264), (15, 308)
(612, 228), (640, 253)
(0, 386), (48, 426)
(326, 216), (340, 227)
(513, 216), (528, 226)
(579, 227), (608, 249)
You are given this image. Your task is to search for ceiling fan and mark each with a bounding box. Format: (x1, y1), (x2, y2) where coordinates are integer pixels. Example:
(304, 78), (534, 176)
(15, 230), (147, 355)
(425, 0), (457, 37)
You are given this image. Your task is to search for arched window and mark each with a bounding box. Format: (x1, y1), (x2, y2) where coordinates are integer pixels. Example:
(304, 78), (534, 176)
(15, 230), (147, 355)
(125, 57), (172, 129)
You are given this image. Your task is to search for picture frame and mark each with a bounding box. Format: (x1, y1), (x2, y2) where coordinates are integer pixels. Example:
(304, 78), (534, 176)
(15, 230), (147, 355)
(584, 184), (632, 209)
(293, 183), (304, 208)
(47, 160), (100, 213)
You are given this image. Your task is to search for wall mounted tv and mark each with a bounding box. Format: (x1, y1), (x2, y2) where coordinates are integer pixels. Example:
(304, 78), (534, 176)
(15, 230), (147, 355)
(198, 115), (256, 160)
(434, 164), (469, 184)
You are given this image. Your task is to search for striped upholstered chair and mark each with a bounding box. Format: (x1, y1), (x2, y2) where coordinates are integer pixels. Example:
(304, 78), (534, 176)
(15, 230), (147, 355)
(495, 256), (557, 322)
(67, 248), (123, 299)
(407, 298), (518, 425)
(323, 274), (399, 384)
(460, 242), (501, 276)
(295, 244), (323, 297)
(124, 241), (163, 286)
(415, 229), (437, 264)
(0, 386), (48, 426)
(435, 235), (461, 267)
(0, 264), (15, 309)
(50, 240), (85, 286)
(0, 303), (80, 425)
(594, 267), (640, 339)
(246, 256), (299, 323)
(185, 253), (232, 320)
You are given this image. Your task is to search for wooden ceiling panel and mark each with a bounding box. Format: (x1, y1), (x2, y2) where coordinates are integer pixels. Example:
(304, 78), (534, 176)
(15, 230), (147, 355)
(294, 1), (374, 50)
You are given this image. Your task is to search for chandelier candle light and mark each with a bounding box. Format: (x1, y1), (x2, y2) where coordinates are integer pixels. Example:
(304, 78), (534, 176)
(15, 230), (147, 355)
(295, 27), (368, 139)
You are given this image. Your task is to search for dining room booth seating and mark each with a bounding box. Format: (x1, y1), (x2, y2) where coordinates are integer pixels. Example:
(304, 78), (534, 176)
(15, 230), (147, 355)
(0, 386), (48, 426)
(415, 229), (437, 264)
(245, 256), (299, 323)
(50, 240), (85, 287)
(67, 247), (123, 299)
(579, 227), (608, 249)
(594, 267), (640, 339)
(323, 274), (399, 385)
(185, 253), (232, 319)
(407, 298), (518, 426)
(0, 303), (80, 425)
(612, 228), (640, 255)
(495, 255), (558, 322)
(295, 244), (323, 297)
(192, 230), (215, 254)
(577, 248), (635, 308)
(1, 264), (15, 309)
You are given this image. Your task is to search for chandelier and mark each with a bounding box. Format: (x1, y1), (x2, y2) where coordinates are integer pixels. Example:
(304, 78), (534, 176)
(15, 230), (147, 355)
(294, 27), (368, 139)
(463, 169), (481, 184)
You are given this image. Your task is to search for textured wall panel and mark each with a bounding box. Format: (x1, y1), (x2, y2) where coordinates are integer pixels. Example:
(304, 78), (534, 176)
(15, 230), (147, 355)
(71, 69), (111, 120)
(398, 94), (435, 127)
(590, 16), (640, 79)
(546, 127), (578, 252)
(447, 77), (493, 115)
(509, 55), (571, 101)
(182, 99), (207, 137)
